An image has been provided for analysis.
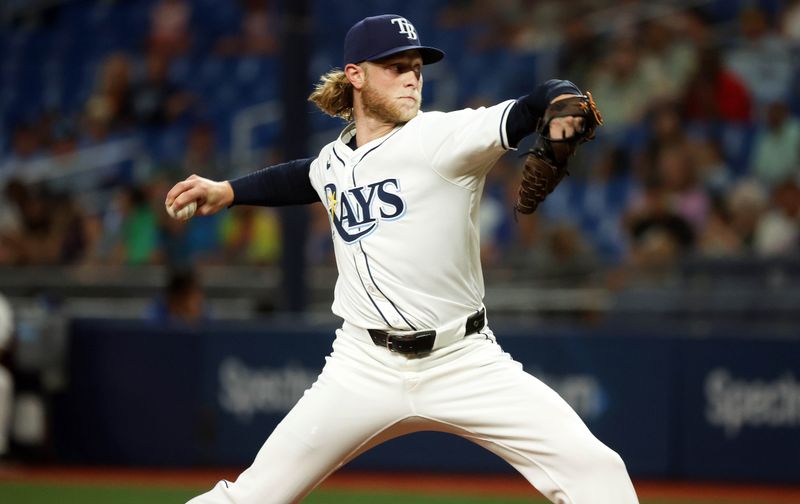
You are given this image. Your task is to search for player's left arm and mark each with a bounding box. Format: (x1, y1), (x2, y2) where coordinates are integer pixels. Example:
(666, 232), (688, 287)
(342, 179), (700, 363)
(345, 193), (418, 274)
(421, 79), (586, 186)
(506, 79), (586, 147)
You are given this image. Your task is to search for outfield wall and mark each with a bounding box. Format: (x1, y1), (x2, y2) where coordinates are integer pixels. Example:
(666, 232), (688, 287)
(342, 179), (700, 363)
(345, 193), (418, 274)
(53, 319), (800, 482)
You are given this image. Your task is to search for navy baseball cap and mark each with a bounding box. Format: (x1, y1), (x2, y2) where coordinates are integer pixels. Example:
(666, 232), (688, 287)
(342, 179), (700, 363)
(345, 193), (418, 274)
(343, 15), (445, 66)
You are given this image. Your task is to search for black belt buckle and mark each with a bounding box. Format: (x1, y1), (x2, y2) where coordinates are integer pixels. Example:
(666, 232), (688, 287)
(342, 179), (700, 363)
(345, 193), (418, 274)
(386, 330), (436, 355)
(465, 308), (486, 335)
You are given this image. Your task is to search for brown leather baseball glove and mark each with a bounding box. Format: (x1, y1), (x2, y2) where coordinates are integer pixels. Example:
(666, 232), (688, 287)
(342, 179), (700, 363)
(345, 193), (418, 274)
(514, 92), (603, 215)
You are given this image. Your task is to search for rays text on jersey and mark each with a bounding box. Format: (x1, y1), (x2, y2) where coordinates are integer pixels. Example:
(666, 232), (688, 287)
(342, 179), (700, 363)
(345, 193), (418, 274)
(324, 179), (406, 243)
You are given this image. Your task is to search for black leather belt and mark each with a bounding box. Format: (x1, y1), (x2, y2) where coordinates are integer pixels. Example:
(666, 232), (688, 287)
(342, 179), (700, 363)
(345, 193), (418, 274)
(368, 309), (486, 356)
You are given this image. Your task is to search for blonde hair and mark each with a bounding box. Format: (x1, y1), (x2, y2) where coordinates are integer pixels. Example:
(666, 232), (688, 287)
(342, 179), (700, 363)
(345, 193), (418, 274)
(308, 69), (354, 121)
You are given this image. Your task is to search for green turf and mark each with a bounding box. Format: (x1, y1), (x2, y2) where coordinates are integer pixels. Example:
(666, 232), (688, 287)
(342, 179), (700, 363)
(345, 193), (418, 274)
(0, 482), (200, 504)
(0, 482), (784, 504)
(304, 489), (546, 503)
(2, 484), (542, 503)
(2, 483), (545, 504)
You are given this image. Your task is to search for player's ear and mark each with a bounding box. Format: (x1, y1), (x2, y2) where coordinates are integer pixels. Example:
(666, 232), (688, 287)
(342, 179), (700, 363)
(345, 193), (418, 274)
(345, 63), (366, 90)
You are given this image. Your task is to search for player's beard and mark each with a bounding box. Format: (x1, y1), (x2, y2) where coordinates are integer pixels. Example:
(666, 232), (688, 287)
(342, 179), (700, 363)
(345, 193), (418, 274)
(361, 78), (421, 125)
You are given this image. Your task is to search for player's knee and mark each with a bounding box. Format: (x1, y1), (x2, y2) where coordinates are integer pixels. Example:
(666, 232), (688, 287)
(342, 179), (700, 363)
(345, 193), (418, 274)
(582, 442), (629, 480)
(185, 479), (235, 504)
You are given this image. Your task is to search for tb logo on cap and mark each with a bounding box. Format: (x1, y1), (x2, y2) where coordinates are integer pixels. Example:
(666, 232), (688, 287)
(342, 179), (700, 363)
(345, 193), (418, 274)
(391, 17), (417, 40)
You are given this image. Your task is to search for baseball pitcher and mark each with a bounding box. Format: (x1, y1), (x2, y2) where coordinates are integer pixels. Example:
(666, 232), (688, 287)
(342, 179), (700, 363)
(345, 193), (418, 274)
(166, 14), (636, 504)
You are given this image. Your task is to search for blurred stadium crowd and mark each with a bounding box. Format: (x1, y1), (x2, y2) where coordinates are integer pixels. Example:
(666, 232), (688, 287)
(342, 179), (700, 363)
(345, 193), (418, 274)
(0, 0), (799, 286)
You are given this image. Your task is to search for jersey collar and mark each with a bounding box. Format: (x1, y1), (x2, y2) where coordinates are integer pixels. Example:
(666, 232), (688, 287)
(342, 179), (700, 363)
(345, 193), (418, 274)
(337, 112), (423, 153)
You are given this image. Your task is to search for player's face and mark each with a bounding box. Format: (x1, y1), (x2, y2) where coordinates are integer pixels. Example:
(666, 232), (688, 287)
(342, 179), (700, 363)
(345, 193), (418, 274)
(362, 51), (423, 124)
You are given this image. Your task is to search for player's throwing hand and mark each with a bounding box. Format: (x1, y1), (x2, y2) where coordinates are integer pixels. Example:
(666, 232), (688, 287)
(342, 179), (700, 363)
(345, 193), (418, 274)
(165, 174), (234, 218)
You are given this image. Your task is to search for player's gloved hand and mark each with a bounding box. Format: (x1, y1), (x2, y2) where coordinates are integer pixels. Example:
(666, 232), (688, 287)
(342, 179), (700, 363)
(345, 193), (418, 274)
(514, 92), (603, 215)
(165, 174), (234, 217)
(546, 96), (585, 140)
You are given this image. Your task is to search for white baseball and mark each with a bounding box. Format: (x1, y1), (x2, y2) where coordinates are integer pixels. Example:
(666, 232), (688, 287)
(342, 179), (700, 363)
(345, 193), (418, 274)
(167, 200), (197, 221)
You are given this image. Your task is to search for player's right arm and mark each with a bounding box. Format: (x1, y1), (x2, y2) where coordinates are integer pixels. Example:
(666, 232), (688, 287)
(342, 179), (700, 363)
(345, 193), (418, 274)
(165, 157), (319, 216)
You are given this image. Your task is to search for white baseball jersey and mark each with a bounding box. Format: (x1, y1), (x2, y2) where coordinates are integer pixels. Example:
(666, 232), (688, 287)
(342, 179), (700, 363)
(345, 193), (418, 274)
(188, 101), (639, 504)
(308, 101), (515, 347)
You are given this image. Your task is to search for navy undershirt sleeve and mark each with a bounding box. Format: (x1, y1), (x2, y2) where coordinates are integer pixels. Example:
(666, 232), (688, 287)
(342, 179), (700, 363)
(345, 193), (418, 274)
(506, 79), (582, 148)
(229, 157), (319, 207)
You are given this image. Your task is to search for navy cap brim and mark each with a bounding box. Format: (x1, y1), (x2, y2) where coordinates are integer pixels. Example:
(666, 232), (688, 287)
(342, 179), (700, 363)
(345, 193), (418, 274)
(365, 45), (445, 65)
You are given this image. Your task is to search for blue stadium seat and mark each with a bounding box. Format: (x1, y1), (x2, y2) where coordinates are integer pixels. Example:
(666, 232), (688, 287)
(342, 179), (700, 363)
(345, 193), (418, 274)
(192, 0), (242, 31)
(789, 59), (800, 117)
(142, 123), (190, 164)
(539, 178), (579, 223)
(251, 122), (281, 152)
(718, 122), (756, 177)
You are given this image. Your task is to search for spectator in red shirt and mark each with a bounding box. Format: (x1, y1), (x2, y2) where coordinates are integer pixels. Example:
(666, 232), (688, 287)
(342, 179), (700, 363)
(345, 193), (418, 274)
(683, 46), (752, 123)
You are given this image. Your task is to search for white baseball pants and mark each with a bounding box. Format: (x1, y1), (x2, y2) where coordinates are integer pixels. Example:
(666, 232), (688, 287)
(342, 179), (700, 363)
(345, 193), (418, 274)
(187, 325), (639, 504)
